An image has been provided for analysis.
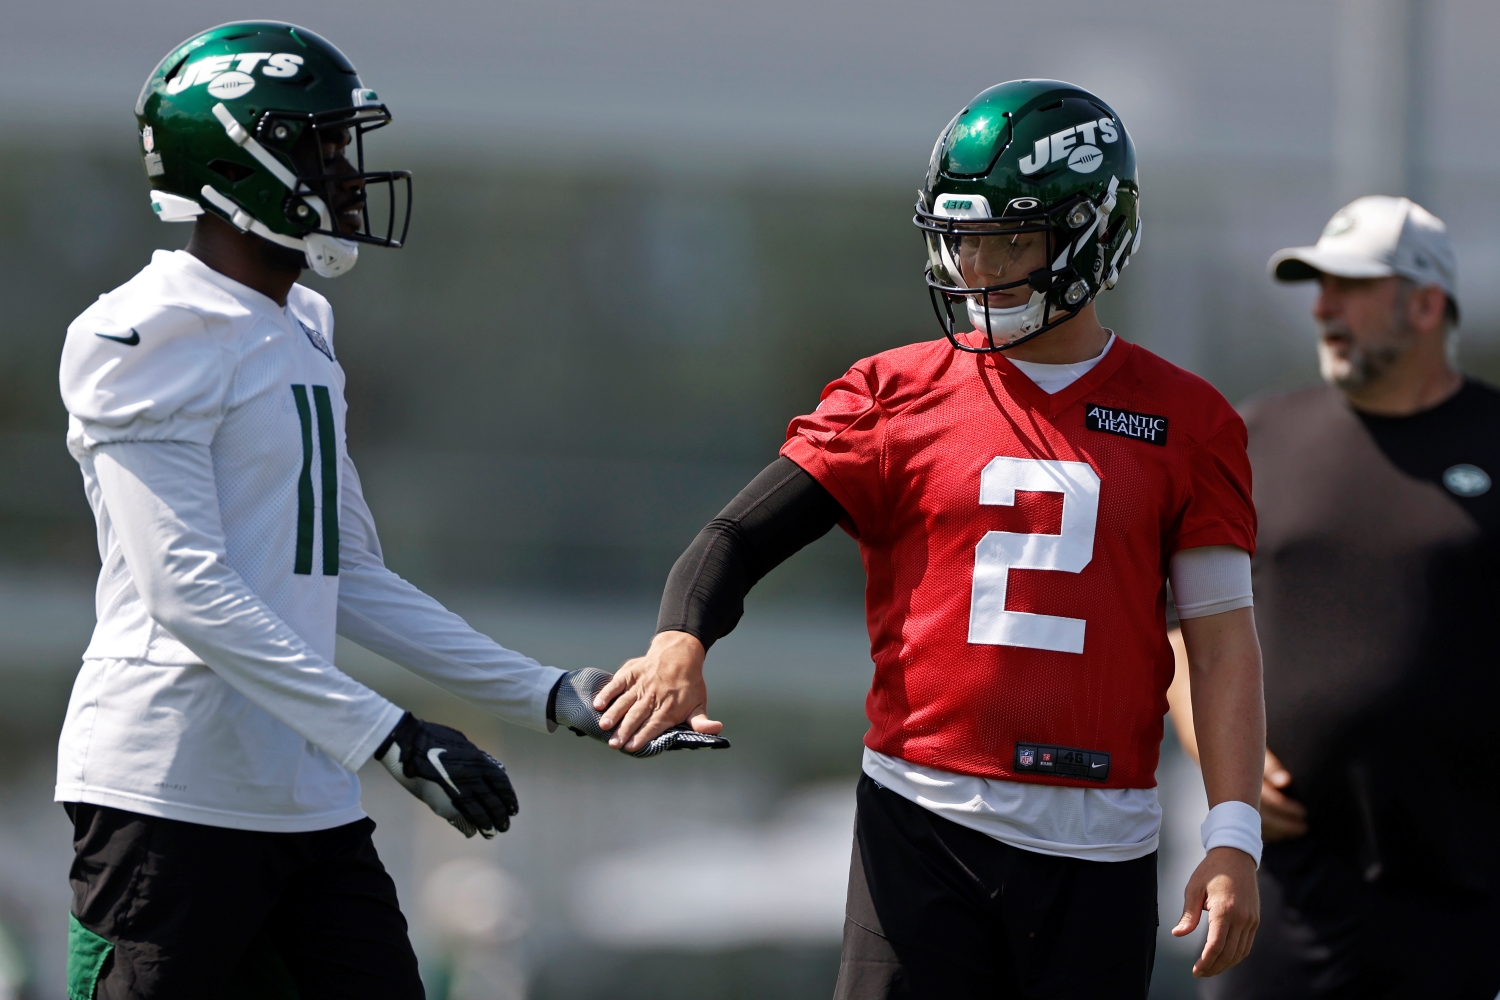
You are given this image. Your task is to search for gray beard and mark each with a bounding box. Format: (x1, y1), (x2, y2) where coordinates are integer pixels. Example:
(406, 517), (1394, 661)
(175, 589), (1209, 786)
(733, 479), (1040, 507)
(1317, 323), (1415, 391)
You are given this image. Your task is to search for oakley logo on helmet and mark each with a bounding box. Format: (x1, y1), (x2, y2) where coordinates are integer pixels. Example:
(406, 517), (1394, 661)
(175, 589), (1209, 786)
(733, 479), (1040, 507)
(1018, 118), (1120, 176)
(164, 52), (304, 97)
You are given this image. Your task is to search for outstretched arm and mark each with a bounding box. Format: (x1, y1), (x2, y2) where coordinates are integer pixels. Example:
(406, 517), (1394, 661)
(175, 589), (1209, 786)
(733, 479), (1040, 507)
(595, 457), (846, 752)
(1171, 607), (1265, 977)
(98, 443), (523, 838)
(334, 453), (563, 732)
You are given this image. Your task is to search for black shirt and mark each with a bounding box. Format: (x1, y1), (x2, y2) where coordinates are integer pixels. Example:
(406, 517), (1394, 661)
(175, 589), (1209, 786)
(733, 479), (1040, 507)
(1245, 380), (1500, 892)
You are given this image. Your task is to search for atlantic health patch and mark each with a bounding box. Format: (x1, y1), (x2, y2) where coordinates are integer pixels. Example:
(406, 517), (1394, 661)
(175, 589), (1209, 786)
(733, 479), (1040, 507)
(1085, 403), (1168, 446)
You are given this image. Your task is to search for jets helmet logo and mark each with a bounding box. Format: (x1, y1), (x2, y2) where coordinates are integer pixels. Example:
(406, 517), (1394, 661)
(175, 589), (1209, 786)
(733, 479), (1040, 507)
(164, 52), (305, 98)
(1018, 118), (1121, 176)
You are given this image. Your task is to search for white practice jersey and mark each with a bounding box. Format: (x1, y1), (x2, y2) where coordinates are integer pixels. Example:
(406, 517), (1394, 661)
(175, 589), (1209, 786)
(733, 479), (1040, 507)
(57, 249), (563, 832)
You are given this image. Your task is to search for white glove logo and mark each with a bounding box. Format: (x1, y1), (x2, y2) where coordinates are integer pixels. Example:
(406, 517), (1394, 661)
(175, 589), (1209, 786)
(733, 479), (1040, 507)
(426, 747), (462, 795)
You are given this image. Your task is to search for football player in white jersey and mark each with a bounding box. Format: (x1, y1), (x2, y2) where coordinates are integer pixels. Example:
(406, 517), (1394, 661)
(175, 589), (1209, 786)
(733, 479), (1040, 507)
(57, 22), (724, 999)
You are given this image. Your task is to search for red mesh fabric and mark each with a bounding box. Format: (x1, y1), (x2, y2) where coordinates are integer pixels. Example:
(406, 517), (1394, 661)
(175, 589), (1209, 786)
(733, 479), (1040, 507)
(782, 337), (1254, 789)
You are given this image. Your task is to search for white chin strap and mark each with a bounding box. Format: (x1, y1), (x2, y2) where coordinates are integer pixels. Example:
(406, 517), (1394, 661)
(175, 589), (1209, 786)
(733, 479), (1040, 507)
(303, 232), (360, 278)
(168, 102), (363, 279)
(196, 187), (359, 278)
(967, 292), (1047, 342)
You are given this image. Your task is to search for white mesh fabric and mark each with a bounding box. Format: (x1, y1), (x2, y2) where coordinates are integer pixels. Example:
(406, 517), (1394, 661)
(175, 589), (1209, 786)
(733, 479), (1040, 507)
(57, 250), (560, 831)
(57, 250), (398, 830)
(63, 252), (348, 665)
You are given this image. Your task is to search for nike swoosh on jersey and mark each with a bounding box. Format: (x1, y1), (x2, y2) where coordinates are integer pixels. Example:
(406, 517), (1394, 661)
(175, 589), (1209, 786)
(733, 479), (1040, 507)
(427, 747), (462, 795)
(95, 328), (142, 346)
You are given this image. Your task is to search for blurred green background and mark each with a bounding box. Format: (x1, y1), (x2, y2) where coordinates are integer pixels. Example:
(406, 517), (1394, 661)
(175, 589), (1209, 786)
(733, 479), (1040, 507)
(4, 1), (1500, 997)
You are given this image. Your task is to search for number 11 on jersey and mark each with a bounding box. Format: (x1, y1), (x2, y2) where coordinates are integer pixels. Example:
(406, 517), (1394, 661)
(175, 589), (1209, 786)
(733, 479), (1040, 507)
(968, 456), (1101, 654)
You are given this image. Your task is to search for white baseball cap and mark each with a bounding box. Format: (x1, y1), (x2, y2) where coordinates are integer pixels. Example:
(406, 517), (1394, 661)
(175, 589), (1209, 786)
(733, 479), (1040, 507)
(1269, 195), (1459, 323)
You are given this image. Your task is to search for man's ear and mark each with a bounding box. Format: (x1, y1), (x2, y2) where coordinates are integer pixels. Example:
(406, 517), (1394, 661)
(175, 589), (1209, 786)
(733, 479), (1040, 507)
(1408, 283), (1448, 337)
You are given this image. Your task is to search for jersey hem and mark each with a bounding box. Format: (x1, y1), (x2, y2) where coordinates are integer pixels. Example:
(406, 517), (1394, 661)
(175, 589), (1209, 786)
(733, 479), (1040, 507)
(861, 759), (1160, 862)
(1174, 522), (1257, 556)
(865, 743), (1160, 790)
(54, 784), (368, 834)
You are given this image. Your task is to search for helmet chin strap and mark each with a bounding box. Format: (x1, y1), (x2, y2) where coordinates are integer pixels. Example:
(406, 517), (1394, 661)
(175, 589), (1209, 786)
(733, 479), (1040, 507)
(206, 102), (360, 278)
(197, 187), (360, 279)
(967, 291), (1048, 342)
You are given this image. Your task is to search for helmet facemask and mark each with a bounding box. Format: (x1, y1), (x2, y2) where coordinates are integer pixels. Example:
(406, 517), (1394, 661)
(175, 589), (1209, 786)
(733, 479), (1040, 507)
(200, 94), (411, 278)
(256, 93), (412, 251)
(918, 189), (1108, 353)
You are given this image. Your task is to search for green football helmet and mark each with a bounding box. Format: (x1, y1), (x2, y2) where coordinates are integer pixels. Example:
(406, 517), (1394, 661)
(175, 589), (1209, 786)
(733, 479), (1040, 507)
(915, 80), (1141, 352)
(134, 21), (411, 277)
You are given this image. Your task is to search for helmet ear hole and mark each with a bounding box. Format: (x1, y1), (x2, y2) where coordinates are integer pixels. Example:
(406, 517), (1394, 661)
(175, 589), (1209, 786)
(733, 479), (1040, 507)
(208, 159), (256, 184)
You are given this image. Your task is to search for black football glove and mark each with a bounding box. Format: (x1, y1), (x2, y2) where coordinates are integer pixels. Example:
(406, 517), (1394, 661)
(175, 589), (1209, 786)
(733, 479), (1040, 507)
(551, 668), (731, 757)
(376, 713), (518, 839)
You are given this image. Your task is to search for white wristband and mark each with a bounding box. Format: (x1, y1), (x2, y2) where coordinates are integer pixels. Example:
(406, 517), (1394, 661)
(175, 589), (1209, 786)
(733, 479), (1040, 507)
(1200, 800), (1262, 867)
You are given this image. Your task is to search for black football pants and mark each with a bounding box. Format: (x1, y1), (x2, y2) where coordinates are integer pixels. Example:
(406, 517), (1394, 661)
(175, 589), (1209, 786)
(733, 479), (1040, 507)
(834, 774), (1158, 1000)
(65, 803), (424, 1000)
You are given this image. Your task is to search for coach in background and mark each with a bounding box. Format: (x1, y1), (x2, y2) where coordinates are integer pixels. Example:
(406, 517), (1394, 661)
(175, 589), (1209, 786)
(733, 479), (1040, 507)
(1168, 195), (1500, 999)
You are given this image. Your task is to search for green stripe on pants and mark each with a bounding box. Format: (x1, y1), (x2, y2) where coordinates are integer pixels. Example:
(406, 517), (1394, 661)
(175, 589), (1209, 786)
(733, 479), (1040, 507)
(67, 914), (111, 1000)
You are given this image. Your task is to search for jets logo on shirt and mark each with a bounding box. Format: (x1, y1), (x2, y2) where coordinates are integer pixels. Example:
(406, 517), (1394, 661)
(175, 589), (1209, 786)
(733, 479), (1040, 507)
(1085, 403), (1168, 446)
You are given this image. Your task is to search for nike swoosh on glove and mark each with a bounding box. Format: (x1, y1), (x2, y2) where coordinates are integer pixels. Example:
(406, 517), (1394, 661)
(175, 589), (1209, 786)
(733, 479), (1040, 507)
(377, 713), (518, 838)
(552, 667), (731, 758)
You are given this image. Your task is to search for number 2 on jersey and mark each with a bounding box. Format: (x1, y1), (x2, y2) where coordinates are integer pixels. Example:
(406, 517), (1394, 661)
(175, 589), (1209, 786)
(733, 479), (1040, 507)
(968, 456), (1100, 654)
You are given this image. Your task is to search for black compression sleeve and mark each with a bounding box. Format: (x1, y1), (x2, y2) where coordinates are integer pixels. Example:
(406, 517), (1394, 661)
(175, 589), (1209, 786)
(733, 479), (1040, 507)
(656, 456), (846, 649)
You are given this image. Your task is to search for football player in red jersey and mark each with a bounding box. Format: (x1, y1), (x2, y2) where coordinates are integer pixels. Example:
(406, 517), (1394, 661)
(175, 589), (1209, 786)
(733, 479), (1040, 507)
(585, 81), (1265, 997)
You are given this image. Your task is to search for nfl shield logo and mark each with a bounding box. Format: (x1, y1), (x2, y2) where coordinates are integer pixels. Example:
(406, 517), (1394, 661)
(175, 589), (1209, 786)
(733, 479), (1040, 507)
(1019, 748), (1035, 767)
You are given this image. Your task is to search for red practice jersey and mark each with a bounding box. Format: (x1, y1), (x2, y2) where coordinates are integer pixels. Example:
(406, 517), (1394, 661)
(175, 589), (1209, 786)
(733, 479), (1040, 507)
(781, 336), (1255, 789)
